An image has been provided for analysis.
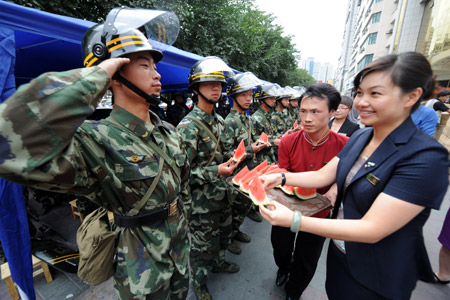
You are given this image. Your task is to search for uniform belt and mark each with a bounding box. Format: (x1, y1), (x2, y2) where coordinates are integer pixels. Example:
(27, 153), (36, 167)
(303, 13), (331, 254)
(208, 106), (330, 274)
(114, 197), (182, 228)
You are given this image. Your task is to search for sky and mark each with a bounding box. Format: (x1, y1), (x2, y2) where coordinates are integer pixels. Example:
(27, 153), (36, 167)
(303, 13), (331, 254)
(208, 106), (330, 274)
(253, 0), (348, 67)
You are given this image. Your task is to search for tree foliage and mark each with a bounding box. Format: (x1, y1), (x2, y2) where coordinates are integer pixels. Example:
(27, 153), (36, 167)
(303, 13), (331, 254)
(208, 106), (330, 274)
(11, 0), (315, 86)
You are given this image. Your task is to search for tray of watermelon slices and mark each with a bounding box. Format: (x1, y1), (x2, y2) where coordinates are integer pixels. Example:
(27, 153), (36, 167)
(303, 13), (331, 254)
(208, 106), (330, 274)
(226, 160), (331, 217)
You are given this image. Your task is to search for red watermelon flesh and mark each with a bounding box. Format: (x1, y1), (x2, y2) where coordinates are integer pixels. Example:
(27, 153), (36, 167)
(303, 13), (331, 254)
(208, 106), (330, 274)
(294, 187), (316, 200)
(254, 160), (268, 172)
(238, 166), (260, 185)
(258, 132), (269, 144)
(258, 164), (271, 175)
(293, 120), (298, 129)
(232, 166), (249, 185)
(280, 185), (295, 195)
(232, 140), (246, 162)
(248, 174), (269, 206)
(240, 175), (254, 193)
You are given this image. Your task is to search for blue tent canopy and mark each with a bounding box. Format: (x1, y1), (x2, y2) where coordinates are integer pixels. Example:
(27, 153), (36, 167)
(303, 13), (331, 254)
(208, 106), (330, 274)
(0, 1), (203, 92)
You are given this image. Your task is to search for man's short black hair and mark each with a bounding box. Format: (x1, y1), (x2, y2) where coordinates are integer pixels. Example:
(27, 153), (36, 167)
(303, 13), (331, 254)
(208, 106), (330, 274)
(302, 83), (341, 111)
(437, 89), (450, 98)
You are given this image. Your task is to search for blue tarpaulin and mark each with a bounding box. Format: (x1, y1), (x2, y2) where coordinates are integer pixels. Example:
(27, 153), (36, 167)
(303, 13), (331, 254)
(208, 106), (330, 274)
(0, 0), (204, 92)
(0, 25), (34, 300)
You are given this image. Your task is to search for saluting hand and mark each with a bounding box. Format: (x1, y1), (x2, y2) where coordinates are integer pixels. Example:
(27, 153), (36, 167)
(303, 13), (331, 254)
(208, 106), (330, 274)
(98, 58), (130, 80)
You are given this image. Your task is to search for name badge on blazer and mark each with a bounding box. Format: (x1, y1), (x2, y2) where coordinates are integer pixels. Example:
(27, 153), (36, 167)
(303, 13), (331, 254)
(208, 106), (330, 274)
(365, 173), (380, 186)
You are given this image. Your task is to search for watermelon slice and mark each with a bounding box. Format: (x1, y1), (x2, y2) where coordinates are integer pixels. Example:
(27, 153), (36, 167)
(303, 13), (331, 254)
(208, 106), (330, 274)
(293, 187), (317, 200)
(240, 175), (253, 194)
(238, 166), (260, 186)
(280, 185), (295, 195)
(265, 167), (288, 175)
(232, 140), (246, 162)
(232, 166), (249, 185)
(258, 132), (269, 144)
(254, 160), (268, 172)
(258, 164), (271, 175)
(293, 120), (298, 129)
(248, 174), (269, 206)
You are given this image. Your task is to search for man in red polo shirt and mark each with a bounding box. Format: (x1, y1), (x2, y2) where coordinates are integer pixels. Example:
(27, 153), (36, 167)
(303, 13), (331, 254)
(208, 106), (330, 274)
(272, 83), (349, 300)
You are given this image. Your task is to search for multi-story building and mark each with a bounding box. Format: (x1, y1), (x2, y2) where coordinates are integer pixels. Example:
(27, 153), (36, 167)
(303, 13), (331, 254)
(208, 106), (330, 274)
(336, 0), (450, 95)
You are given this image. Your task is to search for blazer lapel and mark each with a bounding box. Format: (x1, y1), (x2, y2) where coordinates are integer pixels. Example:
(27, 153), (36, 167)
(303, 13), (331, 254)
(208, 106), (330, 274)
(347, 118), (417, 186)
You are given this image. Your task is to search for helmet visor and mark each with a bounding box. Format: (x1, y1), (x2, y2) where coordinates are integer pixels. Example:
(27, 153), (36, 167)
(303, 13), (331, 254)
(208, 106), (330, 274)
(194, 56), (235, 79)
(229, 72), (262, 95)
(108, 8), (179, 52)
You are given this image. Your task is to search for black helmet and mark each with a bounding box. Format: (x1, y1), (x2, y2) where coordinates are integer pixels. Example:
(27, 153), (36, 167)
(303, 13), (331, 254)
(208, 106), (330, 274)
(254, 83), (278, 100)
(227, 72), (261, 96)
(83, 7), (179, 67)
(188, 56), (234, 89)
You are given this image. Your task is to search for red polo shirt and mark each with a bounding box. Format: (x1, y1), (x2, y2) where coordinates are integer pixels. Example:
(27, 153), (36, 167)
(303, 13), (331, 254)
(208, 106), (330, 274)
(278, 129), (349, 218)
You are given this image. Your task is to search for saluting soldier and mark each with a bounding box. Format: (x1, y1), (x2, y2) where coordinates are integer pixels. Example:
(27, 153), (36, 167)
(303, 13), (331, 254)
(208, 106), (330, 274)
(0, 9), (191, 300)
(222, 72), (267, 254)
(177, 56), (240, 300)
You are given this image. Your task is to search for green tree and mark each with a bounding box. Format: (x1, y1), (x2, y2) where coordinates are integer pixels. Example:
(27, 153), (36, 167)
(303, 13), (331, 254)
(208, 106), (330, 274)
(12, 0), (306, 86)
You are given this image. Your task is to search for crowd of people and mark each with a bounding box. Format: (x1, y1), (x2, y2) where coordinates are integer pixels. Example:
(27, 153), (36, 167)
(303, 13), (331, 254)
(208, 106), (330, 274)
(0, 8), (449, 300)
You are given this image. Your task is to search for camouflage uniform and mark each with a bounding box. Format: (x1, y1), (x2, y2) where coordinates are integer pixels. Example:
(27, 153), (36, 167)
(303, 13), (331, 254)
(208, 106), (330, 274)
(0, 67), (190, 300)
(222, 110), (256, 240)
(271, 108), (289, 136)
(289, 107), (300, 126)
(176, 106), (232, 289)
(251, 107), (277, 164)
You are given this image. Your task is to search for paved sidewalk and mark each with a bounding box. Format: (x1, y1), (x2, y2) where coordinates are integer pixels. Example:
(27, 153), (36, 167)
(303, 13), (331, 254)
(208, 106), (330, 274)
(1, 188), (449, 300)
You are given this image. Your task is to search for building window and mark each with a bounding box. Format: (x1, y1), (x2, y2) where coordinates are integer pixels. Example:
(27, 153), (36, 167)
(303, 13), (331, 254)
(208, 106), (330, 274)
(371, 12), (381, 23)
(368, 32), (378, 45)
(358, 54), (374, 71)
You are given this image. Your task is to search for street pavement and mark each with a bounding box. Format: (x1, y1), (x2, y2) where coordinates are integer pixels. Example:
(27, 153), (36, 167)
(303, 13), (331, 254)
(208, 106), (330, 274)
(1, 187), (449, 300)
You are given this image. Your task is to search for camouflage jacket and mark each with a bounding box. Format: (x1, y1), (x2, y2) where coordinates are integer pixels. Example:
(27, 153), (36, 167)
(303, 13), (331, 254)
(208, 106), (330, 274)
(177, 105), (229, 212)
(289, 107), (300, 126)
(271, 108), (288, 136)
(251, 108), (276, 164)
(222, 109), (257, 172)
(0, 67), (190, 295)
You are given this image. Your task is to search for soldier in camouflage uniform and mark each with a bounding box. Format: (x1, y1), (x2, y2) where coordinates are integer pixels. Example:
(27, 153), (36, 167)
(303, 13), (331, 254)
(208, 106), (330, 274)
(0, 9), (190, 300)
(251, 84), (281, 165)
(271, 87), (293, 137)
(222, 72), (267, 254)
(177, 57), (240, 300)
(248, 84), (281, 222)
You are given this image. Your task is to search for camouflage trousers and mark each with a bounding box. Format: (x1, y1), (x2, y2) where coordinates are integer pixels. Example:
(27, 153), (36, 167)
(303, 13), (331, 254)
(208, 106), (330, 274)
(189, 205), (232, 288)
(230, 190), (252, 238)
(114, 267), (189, 300)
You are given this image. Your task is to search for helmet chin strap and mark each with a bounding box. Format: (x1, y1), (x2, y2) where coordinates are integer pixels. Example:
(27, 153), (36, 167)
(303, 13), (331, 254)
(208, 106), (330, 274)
(232, 96), (246, 112)
(261, 98), (274, 110)
(113, 73), (161, 106)
(195, 87), (220, 105)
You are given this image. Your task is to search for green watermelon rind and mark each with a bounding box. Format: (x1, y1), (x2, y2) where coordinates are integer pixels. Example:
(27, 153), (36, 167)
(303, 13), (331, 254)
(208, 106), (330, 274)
(293, 187), (316, 200)
(248, 176), (269, 206)
(280, 185), (295, 195)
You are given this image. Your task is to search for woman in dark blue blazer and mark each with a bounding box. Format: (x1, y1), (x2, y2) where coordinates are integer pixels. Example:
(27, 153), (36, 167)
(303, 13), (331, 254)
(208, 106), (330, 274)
(259, 52), (449, 300)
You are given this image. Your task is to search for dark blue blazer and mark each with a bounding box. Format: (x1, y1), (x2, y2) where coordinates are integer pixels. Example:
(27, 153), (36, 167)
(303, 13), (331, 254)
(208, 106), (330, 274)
(333, 117), (448, 299)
